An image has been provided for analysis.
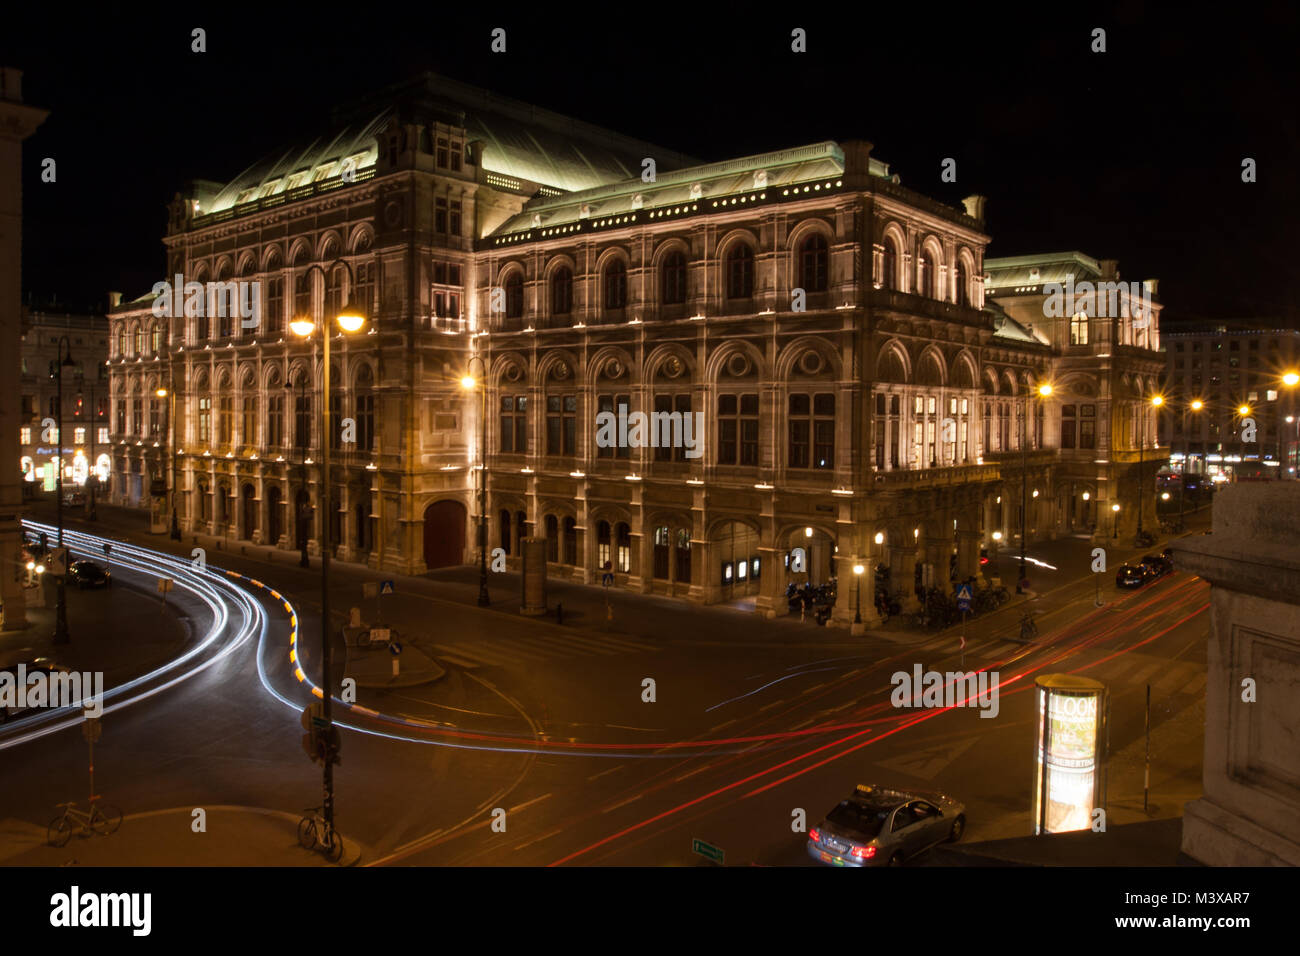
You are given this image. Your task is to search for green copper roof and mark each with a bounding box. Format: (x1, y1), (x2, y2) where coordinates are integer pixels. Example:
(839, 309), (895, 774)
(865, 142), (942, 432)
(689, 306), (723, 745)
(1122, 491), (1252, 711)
(202, 73), (702, 216)
(983, 251), (1103, 290)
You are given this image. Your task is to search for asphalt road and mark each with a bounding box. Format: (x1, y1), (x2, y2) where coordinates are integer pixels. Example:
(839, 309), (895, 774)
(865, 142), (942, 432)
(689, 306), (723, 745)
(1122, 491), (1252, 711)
(0, 500), (1211, 866)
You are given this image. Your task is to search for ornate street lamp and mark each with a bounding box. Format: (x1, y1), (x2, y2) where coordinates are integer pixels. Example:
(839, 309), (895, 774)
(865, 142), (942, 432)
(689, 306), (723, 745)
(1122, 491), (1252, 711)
(289, 258), (367, 841)
(461, 356), (490, 607)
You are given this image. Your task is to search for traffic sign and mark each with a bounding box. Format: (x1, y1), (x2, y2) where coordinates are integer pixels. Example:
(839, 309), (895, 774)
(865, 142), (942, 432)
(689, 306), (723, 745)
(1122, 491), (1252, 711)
(692, 838), (724, 864)
(388, 639), (403, 656)
(955, 582), (973, 613)
(379, 580), (395, 595)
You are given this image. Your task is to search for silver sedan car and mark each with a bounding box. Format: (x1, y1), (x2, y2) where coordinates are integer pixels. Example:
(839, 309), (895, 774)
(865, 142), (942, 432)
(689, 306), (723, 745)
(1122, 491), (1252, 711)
(807, 784), (966, 867)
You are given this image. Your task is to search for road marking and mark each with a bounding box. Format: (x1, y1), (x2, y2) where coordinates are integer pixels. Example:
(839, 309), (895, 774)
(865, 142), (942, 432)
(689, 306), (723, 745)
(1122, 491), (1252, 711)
(508, 792), (553, 814)
(1128, 662), (1165, 687)
(1180, 672), (1207, 698)
(435, 651), (481, 669)
(513, 828), (563, 851)
(587, 765), (624, 782)
(601, 793), (643, 813)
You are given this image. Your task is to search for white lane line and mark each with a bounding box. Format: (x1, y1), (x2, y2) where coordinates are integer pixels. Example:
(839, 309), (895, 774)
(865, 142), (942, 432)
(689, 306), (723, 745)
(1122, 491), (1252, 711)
(508, 792), (553, 814)
(435, 652), (481, 669)
(601, 793), (643, 814)
(432, 643), (512, 666)
(587, 765), (625, 782)
(513, 828), (563, 852)
(479, 639), (550, 662)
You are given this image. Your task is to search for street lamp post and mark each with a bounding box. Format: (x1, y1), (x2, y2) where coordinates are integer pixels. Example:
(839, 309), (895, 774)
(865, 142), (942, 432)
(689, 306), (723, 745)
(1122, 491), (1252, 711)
(852, 562), (864, 634)
(287, 376), (310, 568)
(1018, 383), (1052, 594)
(1138, 395), (1163, 541)
(461, 357), (490, 607)
(52, 336), (75, 645)
(1281, 372), (1299, 479)
(1112, 502), (1121, 539)
(1180, 399), (1202, 528)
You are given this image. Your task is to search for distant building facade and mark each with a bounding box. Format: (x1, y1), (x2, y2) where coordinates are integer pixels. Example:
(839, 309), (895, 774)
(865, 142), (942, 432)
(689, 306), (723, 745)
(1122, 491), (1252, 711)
(19, 302), (111, 498)
(1156, 322), (1300, 480)
(107, 73), (1164, 623)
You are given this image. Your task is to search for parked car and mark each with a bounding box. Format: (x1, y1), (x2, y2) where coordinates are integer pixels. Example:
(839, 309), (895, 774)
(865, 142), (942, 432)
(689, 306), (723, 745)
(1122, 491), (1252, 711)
(1139, 554), (1173, 579)
(62, 491), (86, 507)
(807, 784), (965, 867)
(1160, 547), (1175, 569)
(0, 656), (71, 723)
(68, 560), (111, 589)
(1114, 563), (1152, 589)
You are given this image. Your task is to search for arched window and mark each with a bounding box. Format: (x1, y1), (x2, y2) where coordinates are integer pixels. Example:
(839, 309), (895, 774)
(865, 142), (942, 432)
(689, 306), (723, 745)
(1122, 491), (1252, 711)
(917, 253), (931, 298)
(615, 522), (632, 573)
(116, 328), (126, 357)
(562, 516), (578, 565)
(604, 260), (627, 310)
(133, 325), (144, 355)
(294, 272), (312, 321)
(551, 267), (573, 316)
(596, 520), (611, 569)
(726, 244), (754, 299)
(661, 251), (687, 305)
(798, 234), (829, 293)
(499, 509), (512, 554)
(354, 364), (375, 451)
(544, 514), (559, 562)
(505, 271), (524, 319)
(151, 323), (163, 353)
(954, 261), (969, 307)
(881, 235), (900, 290)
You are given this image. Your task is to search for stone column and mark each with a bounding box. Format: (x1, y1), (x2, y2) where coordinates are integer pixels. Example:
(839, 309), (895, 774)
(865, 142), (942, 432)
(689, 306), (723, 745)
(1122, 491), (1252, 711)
(1174, 484), (1300, 865)
(957, 529), (981, 582)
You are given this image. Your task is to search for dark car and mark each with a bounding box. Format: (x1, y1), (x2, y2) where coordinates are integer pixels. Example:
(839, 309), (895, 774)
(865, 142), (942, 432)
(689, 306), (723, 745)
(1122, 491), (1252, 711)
(1114, 563), (1152, 589)
(807, 784), (965, 867)
(1139, 554), (1173, 579)
(68, 560), (111, 589)
(1160, 547), (1174, 567)
(0, 656), (71, 723)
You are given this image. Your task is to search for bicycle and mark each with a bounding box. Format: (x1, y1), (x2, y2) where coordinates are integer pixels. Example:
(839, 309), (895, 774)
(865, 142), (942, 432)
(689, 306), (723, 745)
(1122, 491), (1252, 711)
(298, 806), (343, 862)
(1019, 611), (1039, 641)
(47, 796), (122, 847)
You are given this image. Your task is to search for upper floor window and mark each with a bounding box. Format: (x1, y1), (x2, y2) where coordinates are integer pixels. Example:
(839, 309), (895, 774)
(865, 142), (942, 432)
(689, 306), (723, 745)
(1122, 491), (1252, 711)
(499, 395), (527, 453)
(596, 393), (630, 459)
(788, 393), (835, 469)
(798, 234), (828, 293)
(1070, 313), (1089, 345)
(604, 260), (627, 310)
(881, 236), (900, 290)
(917, 254), (933, 298)
(717, 393), (759, 466)
(151, 324), (163, 353)
(726, 245), (754, 299)
(661, 252), (687, 305)
(552, 267), (573, 316)
(547, 394), (577, 456)
(954, 261), (969, 306)
(504, 272), (524, 320)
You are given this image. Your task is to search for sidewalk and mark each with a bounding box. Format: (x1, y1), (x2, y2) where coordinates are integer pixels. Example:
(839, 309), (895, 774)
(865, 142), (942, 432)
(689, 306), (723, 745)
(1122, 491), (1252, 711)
(0, 806), (363, 866)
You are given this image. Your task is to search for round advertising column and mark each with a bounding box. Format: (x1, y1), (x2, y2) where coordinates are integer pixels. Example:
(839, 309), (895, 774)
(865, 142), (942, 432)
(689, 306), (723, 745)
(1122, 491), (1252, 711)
(520, 536), (547, 616)
(1032, 674), (1109, 835)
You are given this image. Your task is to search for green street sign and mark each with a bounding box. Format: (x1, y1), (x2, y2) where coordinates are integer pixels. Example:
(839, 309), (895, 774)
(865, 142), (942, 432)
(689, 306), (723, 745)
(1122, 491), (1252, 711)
(692, 838), (724, 864)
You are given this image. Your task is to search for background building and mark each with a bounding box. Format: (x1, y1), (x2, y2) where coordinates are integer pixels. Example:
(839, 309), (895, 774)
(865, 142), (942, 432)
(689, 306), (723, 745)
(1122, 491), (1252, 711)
(1156, 322), (1300, 481)
(107, 73), (1166, 625)
(19, 299), (110, 500)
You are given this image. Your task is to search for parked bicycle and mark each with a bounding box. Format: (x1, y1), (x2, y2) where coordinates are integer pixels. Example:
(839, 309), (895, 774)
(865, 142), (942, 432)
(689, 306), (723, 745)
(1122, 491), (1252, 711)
(1019, 611), (1039, 641)
(47, 796), (122, 847)
(298, 806), (343, 862)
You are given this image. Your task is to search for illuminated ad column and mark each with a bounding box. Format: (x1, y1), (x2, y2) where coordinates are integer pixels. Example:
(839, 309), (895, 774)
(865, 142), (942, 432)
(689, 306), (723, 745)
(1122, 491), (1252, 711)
(1032, 674), (1109, 835)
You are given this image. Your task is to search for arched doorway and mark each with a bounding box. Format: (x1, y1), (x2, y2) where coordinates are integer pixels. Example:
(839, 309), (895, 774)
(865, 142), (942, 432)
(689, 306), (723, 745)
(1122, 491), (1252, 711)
(241, 483), (257, 540)
(423, 499), (467, 570)
(267, 486), (283, 546)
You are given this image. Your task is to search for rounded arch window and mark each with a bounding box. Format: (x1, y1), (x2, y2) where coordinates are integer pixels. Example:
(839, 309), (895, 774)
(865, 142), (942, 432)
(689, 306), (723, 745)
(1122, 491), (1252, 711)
(551, 266), (573, 316)
(504, 271), (524, 320)
(661, 251), (687, 305)
(604, 260), (627, 310)
(726, 244), (754, 299)
(798, 233), (829, 293)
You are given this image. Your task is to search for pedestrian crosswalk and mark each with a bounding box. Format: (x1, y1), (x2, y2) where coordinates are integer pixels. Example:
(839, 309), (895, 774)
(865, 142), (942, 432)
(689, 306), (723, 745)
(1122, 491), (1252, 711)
(430, 629), (659, 669)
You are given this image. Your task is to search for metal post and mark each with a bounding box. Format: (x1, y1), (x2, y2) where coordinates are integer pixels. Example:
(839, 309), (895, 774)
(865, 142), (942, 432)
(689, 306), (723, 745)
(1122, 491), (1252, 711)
(54, 337), (70, 645)
(1143, 683), (1151, 813)
(1179, 406), (1187, 528)
(476, 359), (489, 607)
(1136, 430), (1144, 538)
(1017, 393), (1027, 593)
(169, 382), (180, 539)
(321, 326), (334, 834)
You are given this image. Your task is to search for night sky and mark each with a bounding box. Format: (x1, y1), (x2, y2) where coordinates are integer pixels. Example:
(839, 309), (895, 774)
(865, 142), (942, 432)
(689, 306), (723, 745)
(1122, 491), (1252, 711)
(5, 4), (1298, 324)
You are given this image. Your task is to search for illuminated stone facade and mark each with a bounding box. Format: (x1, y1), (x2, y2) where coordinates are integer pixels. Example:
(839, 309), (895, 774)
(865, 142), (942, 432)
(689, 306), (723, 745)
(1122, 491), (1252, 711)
(106, 73), (1164, 624)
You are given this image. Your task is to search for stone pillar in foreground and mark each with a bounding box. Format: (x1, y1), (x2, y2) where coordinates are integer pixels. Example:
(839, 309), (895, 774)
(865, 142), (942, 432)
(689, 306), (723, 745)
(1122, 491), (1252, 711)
(1173, 483), (1300, 866)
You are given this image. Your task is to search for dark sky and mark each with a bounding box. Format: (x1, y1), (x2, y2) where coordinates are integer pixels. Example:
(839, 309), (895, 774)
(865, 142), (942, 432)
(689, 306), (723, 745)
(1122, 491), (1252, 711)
(6, 3), (1298, 323)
